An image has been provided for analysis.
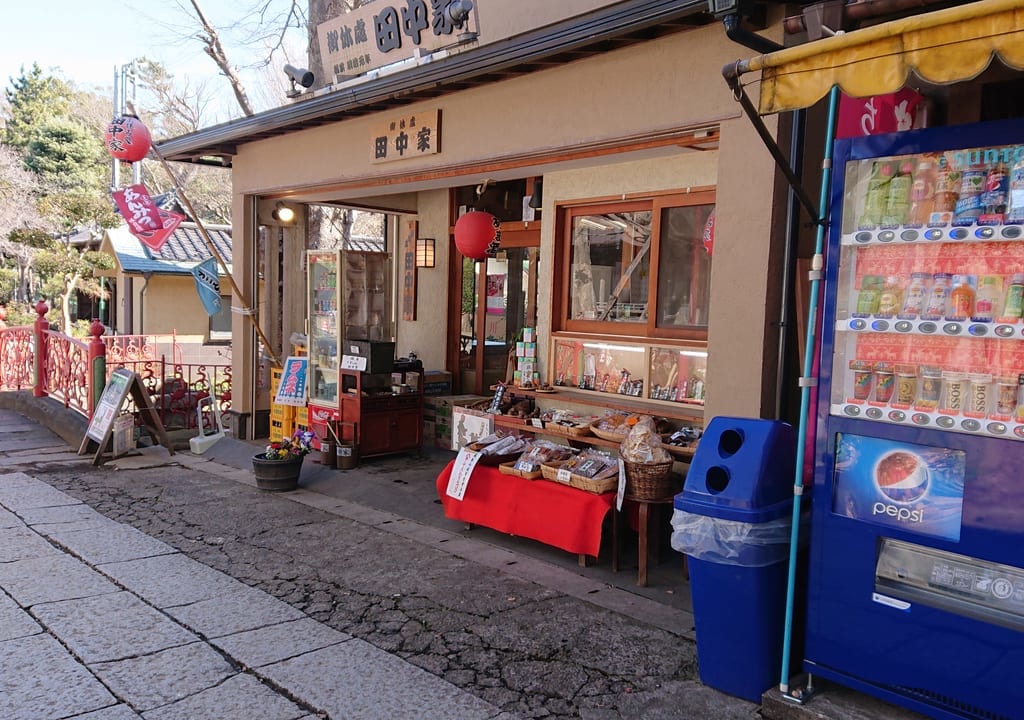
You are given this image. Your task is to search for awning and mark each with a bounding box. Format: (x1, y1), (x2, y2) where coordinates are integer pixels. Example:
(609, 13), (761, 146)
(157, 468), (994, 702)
(735, 0), (1024, 115)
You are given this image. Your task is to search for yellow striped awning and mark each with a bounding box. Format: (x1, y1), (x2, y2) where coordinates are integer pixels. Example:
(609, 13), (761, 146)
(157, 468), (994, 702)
(738, 0), (1024, 115)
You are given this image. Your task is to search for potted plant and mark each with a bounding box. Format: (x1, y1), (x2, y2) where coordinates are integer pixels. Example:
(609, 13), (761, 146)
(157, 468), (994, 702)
(251, 430), (316, 492)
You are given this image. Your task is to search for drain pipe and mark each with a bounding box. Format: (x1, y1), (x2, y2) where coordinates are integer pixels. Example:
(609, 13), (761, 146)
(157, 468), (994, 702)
(722, 14), (783, 55)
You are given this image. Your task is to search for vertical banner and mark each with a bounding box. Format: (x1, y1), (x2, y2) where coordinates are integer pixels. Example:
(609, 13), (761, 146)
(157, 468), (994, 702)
(191, 257), (222, 317)
(273, 356), (308, 407)
(112, 184), (184, 252)
(402, 221), (417, 321)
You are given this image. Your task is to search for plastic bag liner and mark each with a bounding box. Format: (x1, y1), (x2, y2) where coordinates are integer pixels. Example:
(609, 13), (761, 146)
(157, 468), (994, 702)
(671, 509), (803, 567)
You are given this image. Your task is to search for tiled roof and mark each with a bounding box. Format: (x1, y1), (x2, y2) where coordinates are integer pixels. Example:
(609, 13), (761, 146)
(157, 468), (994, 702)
(105, 223), (232, 276)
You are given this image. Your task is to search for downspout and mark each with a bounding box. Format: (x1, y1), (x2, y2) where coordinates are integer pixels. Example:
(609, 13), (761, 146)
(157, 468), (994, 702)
(722, 13), (783, 55)
(140, 272), (153, 335)
(775, 110), (806, 420)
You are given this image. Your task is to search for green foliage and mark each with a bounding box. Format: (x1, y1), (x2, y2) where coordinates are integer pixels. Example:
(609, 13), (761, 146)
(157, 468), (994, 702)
(462, 257), (476, 315)
(0, 267), (17, 302)
(7, 227), (51, 248)
(3, 63), (75, 152)
(24, 117), (106, 192)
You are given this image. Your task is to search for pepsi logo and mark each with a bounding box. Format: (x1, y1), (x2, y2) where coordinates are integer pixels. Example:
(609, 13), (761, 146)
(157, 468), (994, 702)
(874, 450), (929, 503)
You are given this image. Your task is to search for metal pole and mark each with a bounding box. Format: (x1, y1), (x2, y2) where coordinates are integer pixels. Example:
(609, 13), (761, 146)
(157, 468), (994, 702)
(778, 84), (840, 694)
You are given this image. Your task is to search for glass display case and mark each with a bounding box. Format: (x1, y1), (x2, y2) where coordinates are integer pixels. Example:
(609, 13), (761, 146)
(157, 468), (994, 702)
(550, 336), (707, 408)
(308, 249), (393, 408)
(830, 141), (1024, 441)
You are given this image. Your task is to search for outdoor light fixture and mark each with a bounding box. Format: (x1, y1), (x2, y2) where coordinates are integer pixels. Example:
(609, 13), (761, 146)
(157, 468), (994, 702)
(284, 64), (315, 98)
(445, 0), (477, 43)
(272, 202), (296, 224)
(528, 179), (543, 210)
(415, 237), (436, 268)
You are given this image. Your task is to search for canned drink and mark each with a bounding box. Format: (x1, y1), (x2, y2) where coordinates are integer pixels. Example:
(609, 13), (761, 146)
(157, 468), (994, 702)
(966, 373), (992, 417)
(917, 367), (942, 409)
(873, 362), (895, 404)
(996, 376), (1019, 416)
(940, 371), (966, 414)
(850, 360), (873, 401)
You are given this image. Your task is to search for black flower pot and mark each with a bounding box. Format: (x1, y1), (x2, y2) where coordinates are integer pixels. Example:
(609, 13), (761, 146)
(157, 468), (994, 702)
(251, 453), (304, 492)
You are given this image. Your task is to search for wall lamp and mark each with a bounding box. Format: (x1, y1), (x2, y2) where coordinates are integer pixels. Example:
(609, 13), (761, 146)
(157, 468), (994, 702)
(284, 64), (315, 98)
(416, 237), (436, 268)
(272, 202), (296, 224)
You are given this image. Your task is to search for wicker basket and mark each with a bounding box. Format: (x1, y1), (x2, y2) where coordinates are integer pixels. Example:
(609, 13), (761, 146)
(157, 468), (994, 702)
(540, 461), (618, 494)
(498, 461), (543, 480)
(623, 460), (677, 500)
(542, 421), (594, 438)
(589, 424), (628, 443)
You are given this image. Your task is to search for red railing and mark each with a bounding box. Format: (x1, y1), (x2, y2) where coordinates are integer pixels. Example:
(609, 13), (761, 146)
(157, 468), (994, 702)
(0, 302), (231, 430)
(0, 325), (34, 391)
(41, 329), (91, 416)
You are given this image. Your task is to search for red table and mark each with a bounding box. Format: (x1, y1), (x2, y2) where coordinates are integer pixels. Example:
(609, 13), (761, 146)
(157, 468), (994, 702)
(436, 460), (616, 559)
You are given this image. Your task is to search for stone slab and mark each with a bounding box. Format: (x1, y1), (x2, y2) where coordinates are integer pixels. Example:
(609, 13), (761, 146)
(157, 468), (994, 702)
(259, 638), (500, 720)
(74, 705), (144, 719)
(19, 502), (114, 529)
(0, 478), (80, 510)
(0, 591), (41, 641)
(99, 553), (248, 609)
(0, 633), (115, 720)
(90, 641), (234, 712)
(42, 524), (177, 565)
(165, 583), (306, 638)
(0, 471), (41, 486)
(211, 617), (351, 668)
(0, 526), (60, 563)
(0, 553), (119, 607)
(140, 672), (307, 720)
(0, 505), (22, 528)
(32, 590), (197, 664)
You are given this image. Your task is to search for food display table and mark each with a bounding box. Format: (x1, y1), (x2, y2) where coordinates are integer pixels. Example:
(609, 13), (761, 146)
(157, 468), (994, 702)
(435, 460), (615, 560)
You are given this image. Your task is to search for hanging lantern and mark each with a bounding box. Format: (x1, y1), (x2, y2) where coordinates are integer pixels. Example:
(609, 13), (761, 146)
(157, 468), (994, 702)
(104, 115), (152, 162)
(702, 209), (715, 256)
(454, 211), (501, 261)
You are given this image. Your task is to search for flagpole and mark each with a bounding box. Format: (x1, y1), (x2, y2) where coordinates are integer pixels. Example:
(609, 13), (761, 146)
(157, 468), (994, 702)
(148, 145), (281, 369)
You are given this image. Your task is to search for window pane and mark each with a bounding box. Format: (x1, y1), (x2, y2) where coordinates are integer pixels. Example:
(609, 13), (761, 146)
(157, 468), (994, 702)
(209, 297), (232, 340)
(569, 210), (652, 323)
(656, 205), (713, 328)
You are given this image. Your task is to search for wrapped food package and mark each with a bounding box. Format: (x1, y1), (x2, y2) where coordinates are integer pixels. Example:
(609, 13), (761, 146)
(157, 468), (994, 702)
(620, 416), (671, 464)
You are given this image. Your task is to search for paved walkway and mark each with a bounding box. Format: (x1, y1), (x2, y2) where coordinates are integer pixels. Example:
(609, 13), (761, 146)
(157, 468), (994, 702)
(0, 468), (509, 720)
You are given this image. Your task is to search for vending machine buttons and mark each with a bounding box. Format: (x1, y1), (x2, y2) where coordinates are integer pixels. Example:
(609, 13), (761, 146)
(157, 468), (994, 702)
(911, 413), (930, 425)
(942, 322), (963, 335)
(960, 419), (981, 432)
(1001, 225), (1023, 239)
(900, 229), (920, 242)
(936, 416), (956, 429)
(918, 322), (937, 333)
(949, 227), (970, 240)
(968, 324), (989, 336)
(987, 422), (1008, 435)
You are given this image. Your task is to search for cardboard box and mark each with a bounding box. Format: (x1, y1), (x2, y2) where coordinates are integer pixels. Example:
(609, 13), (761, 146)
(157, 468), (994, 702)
(425, 394), (486, 422)
(423, 370), (452, 396)
(451, 406), (494, 450)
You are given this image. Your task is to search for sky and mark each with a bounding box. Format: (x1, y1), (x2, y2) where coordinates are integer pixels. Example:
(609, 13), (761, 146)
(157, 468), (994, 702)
(1, 0), (305, 123)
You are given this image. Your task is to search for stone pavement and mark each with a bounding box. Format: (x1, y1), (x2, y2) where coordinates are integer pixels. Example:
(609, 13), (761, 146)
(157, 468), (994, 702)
(0, 405), (927, 720)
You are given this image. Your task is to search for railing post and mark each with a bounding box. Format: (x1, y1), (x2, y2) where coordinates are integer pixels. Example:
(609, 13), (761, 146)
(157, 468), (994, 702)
(32, 301), (49, 398)
(88, 318), (107, 418)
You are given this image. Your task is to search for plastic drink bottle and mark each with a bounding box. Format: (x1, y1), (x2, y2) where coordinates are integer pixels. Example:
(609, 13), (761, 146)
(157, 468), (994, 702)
(923, 273), (952, 319)
(859, 161), (892, 228)
(882, 159), (915, 226)
(900, 272), (929, 317)
(1002, 273), (1024, 321)
(948, 275), (976, 319)
(877, 276), (904, 317)
(908, 155), (937, 226)
(973, 275), (1003, 322)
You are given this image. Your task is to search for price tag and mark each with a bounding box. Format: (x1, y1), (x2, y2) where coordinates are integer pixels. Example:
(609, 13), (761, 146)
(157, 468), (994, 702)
(341, 355), (367, 371)
(446, 448), (482, 500)
(616, 459), (626, 511)
(531, 418), (544, 429)
(556, 468), (572, 485)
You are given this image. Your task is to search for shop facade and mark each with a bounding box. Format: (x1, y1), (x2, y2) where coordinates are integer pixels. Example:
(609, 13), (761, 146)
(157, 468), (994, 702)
(158, 0), (794, 440)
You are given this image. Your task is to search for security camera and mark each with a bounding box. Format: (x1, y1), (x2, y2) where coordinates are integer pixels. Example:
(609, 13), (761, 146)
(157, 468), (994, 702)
(283, 64), (314, 89)
(445, 0), (474, 26)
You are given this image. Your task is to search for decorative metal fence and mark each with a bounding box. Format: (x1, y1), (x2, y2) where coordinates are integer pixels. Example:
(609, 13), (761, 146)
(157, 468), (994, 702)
(0, 303), (231, 430)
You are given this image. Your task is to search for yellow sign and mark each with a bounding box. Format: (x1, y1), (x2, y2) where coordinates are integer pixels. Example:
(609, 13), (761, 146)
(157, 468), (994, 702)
(372, 108), (441, 163)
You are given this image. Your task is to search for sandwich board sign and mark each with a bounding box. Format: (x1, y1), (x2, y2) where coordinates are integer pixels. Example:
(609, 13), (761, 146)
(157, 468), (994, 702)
(79, 368), (173, 465)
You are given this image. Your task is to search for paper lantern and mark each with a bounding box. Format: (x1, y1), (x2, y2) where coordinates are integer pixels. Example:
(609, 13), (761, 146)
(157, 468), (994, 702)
(104, 115), (152, 162)
(455, 211), (500, 260)
(702, 209), (715, 256)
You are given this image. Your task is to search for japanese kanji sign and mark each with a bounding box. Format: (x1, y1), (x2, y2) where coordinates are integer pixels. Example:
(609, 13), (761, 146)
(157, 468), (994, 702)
(372, 108), (441, 164)
(112, 184), (184, 252)
(274, 356), (308, 407)
(317, 0), (479, 82)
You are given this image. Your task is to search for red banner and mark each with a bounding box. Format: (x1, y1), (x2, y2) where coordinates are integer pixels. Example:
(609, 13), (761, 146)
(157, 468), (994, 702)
(836, 88), (927, 139)
(112, 184), (182, 251)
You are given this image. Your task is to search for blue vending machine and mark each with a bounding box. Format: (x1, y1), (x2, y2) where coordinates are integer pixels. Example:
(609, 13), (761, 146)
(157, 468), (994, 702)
(807, 118), (1024, 719)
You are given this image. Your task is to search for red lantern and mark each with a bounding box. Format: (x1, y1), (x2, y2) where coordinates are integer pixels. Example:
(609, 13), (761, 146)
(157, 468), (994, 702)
(455, 211), (501, 260)
(104, 115), (152, 162)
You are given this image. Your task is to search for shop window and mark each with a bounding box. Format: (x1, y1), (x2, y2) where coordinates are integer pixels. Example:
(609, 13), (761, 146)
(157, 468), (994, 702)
(558, 192), (713, 339)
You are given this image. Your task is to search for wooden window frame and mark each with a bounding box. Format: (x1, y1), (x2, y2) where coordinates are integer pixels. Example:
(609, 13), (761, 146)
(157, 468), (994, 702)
(553, 190), (715, 342)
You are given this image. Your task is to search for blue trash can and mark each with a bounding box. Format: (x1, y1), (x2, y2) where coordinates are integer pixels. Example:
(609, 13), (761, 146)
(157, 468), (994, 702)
(672, 417), (798, 703)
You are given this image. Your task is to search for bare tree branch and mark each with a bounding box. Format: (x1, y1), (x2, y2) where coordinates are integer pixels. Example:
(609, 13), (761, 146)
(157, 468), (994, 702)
(187, 0), (255, 117)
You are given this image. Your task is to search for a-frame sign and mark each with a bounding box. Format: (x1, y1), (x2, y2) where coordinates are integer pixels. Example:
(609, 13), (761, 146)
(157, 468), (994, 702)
(78, 368), (174, 465)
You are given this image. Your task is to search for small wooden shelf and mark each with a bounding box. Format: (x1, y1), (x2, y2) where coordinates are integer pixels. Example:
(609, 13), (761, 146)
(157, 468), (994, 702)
(494, 385), (704, 425)
(492, 415), (696, 460)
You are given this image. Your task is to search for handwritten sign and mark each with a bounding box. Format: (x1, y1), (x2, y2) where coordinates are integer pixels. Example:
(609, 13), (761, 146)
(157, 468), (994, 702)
(402, 221), (417, 321)
(616, 459), (627, 511)
(274, 356), (308, 407)
(87, 369), (133, 442)
(446, 448), (482, 501)
(341, 354), (367, 371)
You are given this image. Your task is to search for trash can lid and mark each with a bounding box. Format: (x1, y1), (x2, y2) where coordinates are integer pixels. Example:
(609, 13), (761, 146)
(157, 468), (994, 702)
(674, 492), (793, 523)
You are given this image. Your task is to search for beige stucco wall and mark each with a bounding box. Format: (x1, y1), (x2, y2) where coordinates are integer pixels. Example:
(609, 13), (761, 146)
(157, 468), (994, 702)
(136, 275), (211, 338)
(226, 17), (790, 427)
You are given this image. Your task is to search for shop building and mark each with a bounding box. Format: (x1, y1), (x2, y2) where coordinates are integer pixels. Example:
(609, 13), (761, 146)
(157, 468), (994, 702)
(157, 0), (795, 440)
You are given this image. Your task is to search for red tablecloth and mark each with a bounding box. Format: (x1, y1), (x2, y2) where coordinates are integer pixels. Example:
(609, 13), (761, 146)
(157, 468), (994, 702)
(436, 460), (615, 557)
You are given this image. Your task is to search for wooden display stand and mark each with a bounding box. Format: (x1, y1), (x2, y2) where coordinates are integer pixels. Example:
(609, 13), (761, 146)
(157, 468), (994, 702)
(337, 369), (423, 458)
(79, 368), (173, 466)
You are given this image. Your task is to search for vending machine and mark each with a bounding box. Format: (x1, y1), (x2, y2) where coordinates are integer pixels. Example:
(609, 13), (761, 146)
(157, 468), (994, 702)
(807, 118), (1024, 719)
